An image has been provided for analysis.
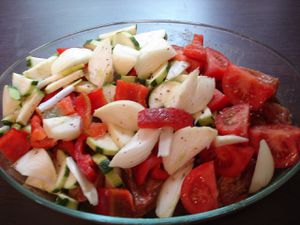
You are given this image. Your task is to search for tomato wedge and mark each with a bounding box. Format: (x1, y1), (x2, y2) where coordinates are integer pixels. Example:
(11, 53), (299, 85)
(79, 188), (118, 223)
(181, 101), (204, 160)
(222, 64), (279, 110)
(57, 140), (75, 158)
(215, 104), (250, 137)
(183, 44), (207, 62)
(214, 144), (255, 177)
(192, 34), (204, 46)
(204, 47), (230, 80)
(138, 108), (193, 130)
(74, 93), (92, 130)
(88, 88), (107, 112)
(95, 188), (135, 217)
(56, 96), (75, 115)
(115, 80), (149, 107)
(249, 124), (300, 168)
(260, 102), (292, 125)
(207, 89), (230, 112)
(150, 165), (169, 180)
(0, 128), (31, 162)
(85, 122), (107, 138)
(181, 161), (218, 214)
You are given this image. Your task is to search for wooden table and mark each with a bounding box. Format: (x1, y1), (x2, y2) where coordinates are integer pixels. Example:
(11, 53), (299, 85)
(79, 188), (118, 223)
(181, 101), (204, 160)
(0, 0), (299, 224)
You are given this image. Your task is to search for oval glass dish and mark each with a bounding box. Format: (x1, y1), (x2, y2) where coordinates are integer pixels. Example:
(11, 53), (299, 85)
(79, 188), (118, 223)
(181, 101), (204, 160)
(0, 20), (300, 224)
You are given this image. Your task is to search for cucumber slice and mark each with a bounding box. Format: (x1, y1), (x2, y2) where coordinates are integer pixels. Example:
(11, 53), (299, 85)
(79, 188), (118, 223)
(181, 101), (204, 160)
(107, 123), (134, 148)
(2, 85), (20, 117)
(134, 29), (167, 48)
(8, 86), (21, 101)
(26, 56), (46, 68)
(16, 88), (44, 125)
(52, 150), (69, 192)
(24, 56), (57, 80)
(60, 64), (85, 76)
(1, 110), (19, 126)
(112, 44), (139, 76)
(194, 107), (214, 127)
(45, 70), (84, 94)
(92, 153), (123, 188)
(75, 81), (97, 94)
(120, 75), (137, 83)
(63, 172), (77, 189)
(86, 133), (119, 156)
(84, 39), (101, 50)
(55, 193), (78, 210)
(166, 61), (189, 80)
(87, 39), (113, 87)
(148, 81), (180, 108)
(11, 123), (22, 130)
(135, 39), (176, 79)
(98, 24), (137, 40)
(112, 32), (140, 50)
(102, 84), (116, 103)
(0, 126), (10, 136)
(12, 73), (37, 96)
(146, 62), (169, 87)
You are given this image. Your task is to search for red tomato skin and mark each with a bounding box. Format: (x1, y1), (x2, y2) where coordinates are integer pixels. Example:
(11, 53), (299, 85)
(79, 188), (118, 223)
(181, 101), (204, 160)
(181, 161), (218, 214)
(56, 96), (75, 115)
(215, 104), (250, 137)
(57, 140), (75, 158)
(207, 89), (230, 112)
(214, 144), (255, 177)
(0, 128), (31, 162)
(133, 154), (162, 185)
(249, 124), (300, 168)
(204, 48), (230, 80)
(95, 188), (135, 217)
(150, 166), (169, 180)
(56, 48), (68, 55)
(68, 186), (87, 202)
(222, 65), (279, 110)
(74, 93), (92, 130)
(88, 88), (107, 112)
(192, 34), (204, 46)
(138, 108), (193, 130)
(183, 44), (207, 62)
(260, 102), (292, 125)
(115, 80), (149, 107)
(85, 122), (107, 138)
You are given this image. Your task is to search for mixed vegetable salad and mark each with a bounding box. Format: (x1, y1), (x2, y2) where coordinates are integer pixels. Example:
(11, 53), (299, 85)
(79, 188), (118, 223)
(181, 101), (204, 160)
(0, 24), (299, 218)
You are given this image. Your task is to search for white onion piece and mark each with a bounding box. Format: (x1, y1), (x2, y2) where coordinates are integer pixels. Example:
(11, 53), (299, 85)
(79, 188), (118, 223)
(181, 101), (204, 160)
(37, 84), (74, 112)
(213, 135), (249, 147)
(37, 73), (64, 89)
(66, 157), (98, 206)
(109, 128), (160, 168)
(163, 127), (217, 175)
(158, 127), (174, 157)
(249, 139), (274, 193)
(155, 162), (193, 218)
(14, 149), (57, 184)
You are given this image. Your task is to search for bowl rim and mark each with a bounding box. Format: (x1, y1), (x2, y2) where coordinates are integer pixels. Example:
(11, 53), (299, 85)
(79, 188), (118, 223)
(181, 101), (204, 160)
(0, 19), (300, 224)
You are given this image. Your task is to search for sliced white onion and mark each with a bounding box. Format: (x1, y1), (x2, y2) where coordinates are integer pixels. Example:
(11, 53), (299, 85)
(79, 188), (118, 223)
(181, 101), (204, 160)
(249, 139), (274, 193)
(163, 126), (217, 175)
(37, 73), (64, 89)
(109, 128), (161, 168)
(14, 149), (57, 184)
(155, 162), (193, 218)
(37, 84), (75, 112)
(66, 157), (98, 206)
(213, 135), (249, 147)
(158, 127), (174, 157)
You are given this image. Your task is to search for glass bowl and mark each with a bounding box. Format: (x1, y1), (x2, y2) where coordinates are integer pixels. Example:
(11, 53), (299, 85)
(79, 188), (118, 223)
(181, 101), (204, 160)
(0, 20), (299, 224)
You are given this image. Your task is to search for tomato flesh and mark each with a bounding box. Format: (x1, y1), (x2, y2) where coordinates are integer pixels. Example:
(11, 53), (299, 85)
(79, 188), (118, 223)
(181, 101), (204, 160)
(207, 89), (230, 112)
(95, 188), (135, 217)
(85, 122), (107, 138)
(88, 88), (107, 112)
(215, 104), (250, 137)
(74, 93), (92, 130)
(181, 161), (218, 214)
(56, 48), (68, 55)
(115, 80), (149, 107)
(0, 128), (31, 162)
(138, 108), (193, 130)
(214, 144), (254, 177)
(222, 65), (279, 110)
(249, 124), (300, 168)
(204, 47), (230, 80)
(56, 96), (75, 115)
(183, 44), (207, 62)
(192, 34), (204, 46)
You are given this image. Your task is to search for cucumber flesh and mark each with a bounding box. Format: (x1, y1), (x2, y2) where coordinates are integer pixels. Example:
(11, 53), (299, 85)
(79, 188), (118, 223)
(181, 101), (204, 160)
(0, 126), (10, 136)
(12, 73), (37, 96)
(194, 107), (214, 127)
(134, 29), (167, 48)
(26, 56), (46, 68)
(2, 85), (20, 117)
(121, 75), (137, 83)
(8, 86), (21, 101)
(86, 133), (119, 156)
(55, 193), (78, 210)
(16, 88), (44, 125)
(105, 168), (124, 188)
(98, 24), (137, 40)
(52, 150), (69, 192)
(63, 172), (77, 189)
(112, 32), (140, 50)
(1, 109), (20, 125)
(166, 61), (189, 80)
(148, 81), (180, 108)
(84, 39), (101, 50)
(24, 55), (57, 80)
(146, 62), (169, 87)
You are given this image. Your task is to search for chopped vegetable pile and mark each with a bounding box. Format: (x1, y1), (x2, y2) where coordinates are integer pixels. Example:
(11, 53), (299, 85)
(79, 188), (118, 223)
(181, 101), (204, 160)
(1, 24), (299, 218)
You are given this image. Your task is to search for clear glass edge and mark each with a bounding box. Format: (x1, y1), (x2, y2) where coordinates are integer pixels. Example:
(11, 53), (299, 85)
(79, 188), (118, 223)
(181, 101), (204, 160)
(0, 20), (299, 224)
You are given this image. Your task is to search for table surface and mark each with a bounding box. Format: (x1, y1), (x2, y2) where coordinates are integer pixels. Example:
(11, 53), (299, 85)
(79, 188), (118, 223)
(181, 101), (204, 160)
(0, 0), (300, 224)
